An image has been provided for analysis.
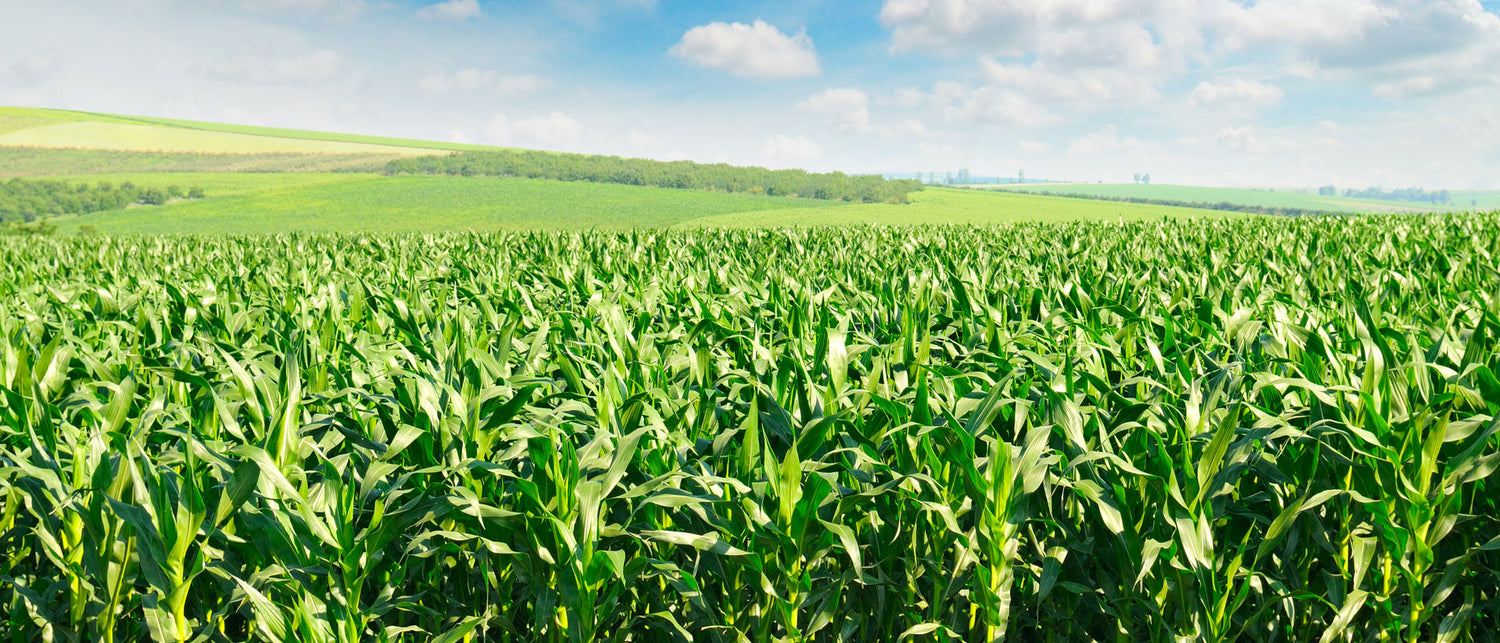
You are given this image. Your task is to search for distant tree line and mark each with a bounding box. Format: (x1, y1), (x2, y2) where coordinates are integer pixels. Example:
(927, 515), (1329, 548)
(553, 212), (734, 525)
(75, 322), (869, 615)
(385, 151), (925, 203)
(1320, 185), (1452, 204)
(1005, 190), (1341, 217)
(0, 179), (203, 223)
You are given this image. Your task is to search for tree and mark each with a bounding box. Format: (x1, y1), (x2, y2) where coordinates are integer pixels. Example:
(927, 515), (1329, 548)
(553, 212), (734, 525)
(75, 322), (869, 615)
(1142, 173), (1151, 185)
(1018, 169), (1025, 184)
(138, 188), (168, 206)
(1133, 173), (1141, 184)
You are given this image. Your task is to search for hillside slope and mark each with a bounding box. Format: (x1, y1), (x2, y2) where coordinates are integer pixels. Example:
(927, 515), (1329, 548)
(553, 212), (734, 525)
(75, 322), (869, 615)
(4, 107), (1238, 233)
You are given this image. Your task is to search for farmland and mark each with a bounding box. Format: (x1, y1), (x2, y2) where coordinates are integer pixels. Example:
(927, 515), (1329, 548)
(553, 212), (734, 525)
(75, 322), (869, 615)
(987, 183), (1456, 214)
(1, 216), (1497, 641)
(37, 181), (1220, 234)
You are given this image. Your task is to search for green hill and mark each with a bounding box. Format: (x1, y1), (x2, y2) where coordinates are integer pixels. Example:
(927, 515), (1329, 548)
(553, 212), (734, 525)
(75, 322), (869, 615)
(4, 107), (1234, 233)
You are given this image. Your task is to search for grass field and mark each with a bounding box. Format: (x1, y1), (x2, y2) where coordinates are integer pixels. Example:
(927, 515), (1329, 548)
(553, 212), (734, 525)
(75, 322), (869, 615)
(46, 180), (1225, 234)
(46, 173), (841, 233)
(1, 218), (1495, 641)
(685, 187), (1229, 227)
(987, 183), (1446, 213)
(1451, 189), (1500, 210)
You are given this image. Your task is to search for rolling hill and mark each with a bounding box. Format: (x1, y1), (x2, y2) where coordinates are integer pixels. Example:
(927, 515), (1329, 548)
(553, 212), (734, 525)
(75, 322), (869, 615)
(3, 107), (1232, 233)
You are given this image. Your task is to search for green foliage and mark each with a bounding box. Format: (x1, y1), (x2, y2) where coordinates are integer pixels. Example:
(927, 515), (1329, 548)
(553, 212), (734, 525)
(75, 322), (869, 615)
(0, 178), (203, 223)
(0, 215), (1497, 641)
(1343, 186), (1451, 204)
(387, 150), (925, 203)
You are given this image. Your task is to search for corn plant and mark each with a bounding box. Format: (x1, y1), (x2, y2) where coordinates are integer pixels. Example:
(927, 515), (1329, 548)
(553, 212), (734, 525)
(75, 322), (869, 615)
(0, 216), (1496, 641)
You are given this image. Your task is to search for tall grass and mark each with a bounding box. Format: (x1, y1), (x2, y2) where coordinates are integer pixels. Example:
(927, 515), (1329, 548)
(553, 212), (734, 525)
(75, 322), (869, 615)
(0, 216), (1496, 641)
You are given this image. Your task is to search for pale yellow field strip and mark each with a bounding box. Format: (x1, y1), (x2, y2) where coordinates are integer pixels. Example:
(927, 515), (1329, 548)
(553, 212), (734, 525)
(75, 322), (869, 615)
(0, 122), (442, 156)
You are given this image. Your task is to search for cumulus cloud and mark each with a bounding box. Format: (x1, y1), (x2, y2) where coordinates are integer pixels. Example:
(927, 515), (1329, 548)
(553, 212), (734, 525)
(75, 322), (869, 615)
(202, 49), (345, 85)
(796, 87), (932, 141)
(1019, 139), (1051, 153)
(419, 68), (495, 93)
(1068, 125), (1156, 158)
(881, 0), (1500, 106)
(1224, 0), (1498, 67)
(419, 69), (548, 96)
(797, 88), (871, 132)
(482, 114), (510, 145)
(763, 134), (822, 162)
(496, 74), (548, 96)
(880, 0), (1204, 69)
(923, 81), (1061, 128)
(417, 0), (482, 21)
(514, 112), (583, 149)
(980, 58), (1160, 107)
(1189, 79), (1284, 108)
(628, 129), (658, 150)
(1216, 124), (1305, 154)
(883, 119), (928, 140)
(1217, 125), (1260, 151)
(669, 20), (820, 79)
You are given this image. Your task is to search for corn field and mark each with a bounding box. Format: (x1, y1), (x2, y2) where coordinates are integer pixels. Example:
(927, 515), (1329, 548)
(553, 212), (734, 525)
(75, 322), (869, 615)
(1, 217), (1497, 642)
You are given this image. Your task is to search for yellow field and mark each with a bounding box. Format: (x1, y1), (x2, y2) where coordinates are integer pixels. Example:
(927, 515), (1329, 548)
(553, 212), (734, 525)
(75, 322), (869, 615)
(0, 121), (440, 156)
(676, 187), (1230, 227)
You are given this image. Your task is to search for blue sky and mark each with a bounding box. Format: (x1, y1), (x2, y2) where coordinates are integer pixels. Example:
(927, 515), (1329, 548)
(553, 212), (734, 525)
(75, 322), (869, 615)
(4, 0), (1500, 187)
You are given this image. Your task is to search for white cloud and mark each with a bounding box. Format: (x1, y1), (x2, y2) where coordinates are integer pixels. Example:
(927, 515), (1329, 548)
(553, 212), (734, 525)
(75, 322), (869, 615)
(1216, 124), (1304, 154)
(926, 82), (1061, 128)
(1224, 0), (1500, 67)
(888, 87), (926, 108)
(1217, 125), (1260, 152)
(514, 112), (583, 149)
(797, 88), (871, 132)
(1069, 125), (1156, 157)
(496, 74), (548, 96)
(1019, 139), (1051, 153)
(450, 129), (474, 145)
(881, 0), (1500, 107)
(420, 69), (549, 96)
(798, 87), (931, 140)
(417, 0), (482, 21)
(980, 58), (1160, 106)
(482, 114), (510, 145)
(202, 49), (345, 85)
(420, 68), (495, 93)
(628, 129), (658, 150)
(763, 134), (822, 162)
(883, 118), (928, 140)
(880, 0), (1205, 69)
(1189, 79), (1284, 108)
(669, 20), (820, 79)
